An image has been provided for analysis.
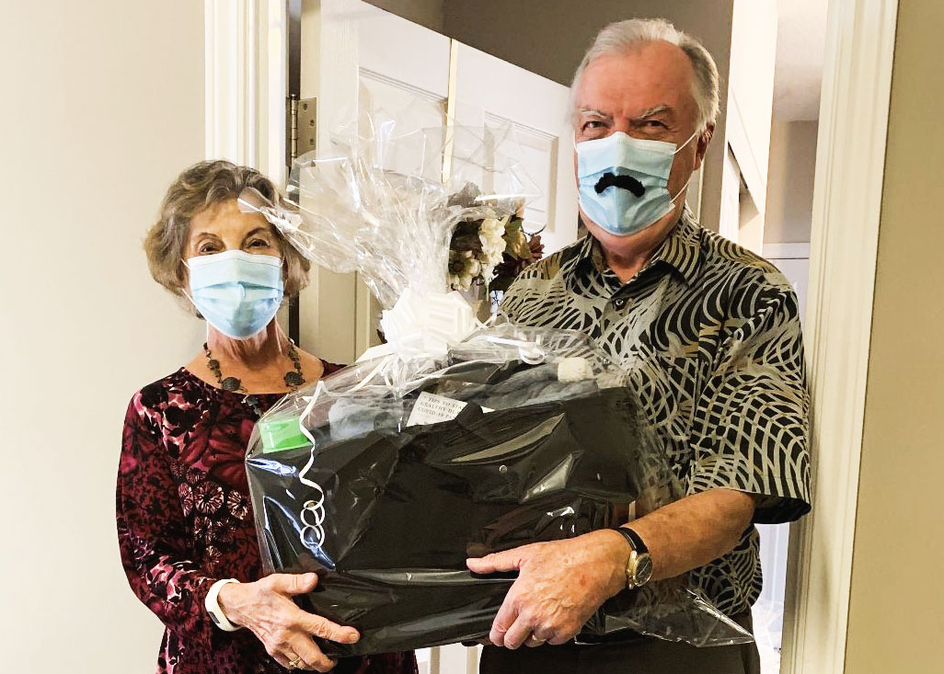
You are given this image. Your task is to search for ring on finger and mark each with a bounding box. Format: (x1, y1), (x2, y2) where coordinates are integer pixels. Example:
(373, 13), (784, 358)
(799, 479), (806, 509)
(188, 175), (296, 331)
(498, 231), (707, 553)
(287, 654), (303, 670)
(527, 635), (547, 646)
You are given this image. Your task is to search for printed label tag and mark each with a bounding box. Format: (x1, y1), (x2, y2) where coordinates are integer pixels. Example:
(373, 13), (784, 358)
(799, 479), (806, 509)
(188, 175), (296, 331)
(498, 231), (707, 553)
(407, 392), (470, 427)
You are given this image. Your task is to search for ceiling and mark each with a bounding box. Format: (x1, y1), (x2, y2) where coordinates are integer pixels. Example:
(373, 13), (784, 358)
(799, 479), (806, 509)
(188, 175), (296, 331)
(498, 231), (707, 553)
(773, 0), (829, 120)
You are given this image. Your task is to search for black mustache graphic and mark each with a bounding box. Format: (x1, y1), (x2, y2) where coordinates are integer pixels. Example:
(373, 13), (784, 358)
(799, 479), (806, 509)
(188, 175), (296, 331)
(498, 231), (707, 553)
(595, 172), (646, 198)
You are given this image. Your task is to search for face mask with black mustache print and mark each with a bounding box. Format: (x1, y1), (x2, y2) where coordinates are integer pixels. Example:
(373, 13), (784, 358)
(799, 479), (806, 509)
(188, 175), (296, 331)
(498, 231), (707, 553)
(576, 130), (697, 237)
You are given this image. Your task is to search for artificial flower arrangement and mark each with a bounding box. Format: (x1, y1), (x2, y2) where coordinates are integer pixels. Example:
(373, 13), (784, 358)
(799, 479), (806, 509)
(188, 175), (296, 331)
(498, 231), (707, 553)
(446, 183), (545, 293)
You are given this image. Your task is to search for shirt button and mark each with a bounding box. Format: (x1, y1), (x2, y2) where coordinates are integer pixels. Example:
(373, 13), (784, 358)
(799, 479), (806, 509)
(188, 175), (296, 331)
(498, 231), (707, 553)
(613, 298), (626, 309)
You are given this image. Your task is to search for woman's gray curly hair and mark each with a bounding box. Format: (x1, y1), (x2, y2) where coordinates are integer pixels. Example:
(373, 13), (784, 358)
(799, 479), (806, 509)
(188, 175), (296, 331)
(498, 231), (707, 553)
(145, 160), (310, 307)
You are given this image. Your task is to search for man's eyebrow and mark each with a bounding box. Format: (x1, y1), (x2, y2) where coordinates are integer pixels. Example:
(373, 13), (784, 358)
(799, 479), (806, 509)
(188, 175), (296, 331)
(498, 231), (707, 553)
(633, 105), (673, 120)
(578, 108), (613, 120)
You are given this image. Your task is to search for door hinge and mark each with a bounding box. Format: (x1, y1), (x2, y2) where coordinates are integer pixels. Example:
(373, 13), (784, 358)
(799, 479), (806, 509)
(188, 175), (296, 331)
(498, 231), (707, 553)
(296, 97), (317, 160)
(288, 94), (299, 163)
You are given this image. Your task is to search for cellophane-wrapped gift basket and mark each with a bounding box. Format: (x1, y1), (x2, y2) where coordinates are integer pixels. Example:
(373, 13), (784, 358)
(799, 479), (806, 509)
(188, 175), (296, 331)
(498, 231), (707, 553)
(241, 116), (753, 656)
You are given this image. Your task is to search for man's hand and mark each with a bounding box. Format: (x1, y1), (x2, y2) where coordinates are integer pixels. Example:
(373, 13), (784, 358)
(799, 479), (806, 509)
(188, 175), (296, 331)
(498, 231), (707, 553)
(466, 489), (756, 650)
(466, 530), (629, 648)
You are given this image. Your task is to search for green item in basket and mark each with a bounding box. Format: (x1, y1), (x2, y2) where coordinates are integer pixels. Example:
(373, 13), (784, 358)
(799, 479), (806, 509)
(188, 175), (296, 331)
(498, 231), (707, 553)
(260, 416), (311, 453)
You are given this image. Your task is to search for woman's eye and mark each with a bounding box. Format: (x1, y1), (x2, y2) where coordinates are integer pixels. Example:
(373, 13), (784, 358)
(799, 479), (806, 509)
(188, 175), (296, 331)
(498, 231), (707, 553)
(249, 239), (270, 248)
(198, 244), (219, 254)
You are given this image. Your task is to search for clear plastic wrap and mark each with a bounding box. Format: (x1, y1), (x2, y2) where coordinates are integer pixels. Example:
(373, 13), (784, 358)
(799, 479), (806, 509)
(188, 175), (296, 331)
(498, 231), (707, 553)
(242, 116), (753, 655)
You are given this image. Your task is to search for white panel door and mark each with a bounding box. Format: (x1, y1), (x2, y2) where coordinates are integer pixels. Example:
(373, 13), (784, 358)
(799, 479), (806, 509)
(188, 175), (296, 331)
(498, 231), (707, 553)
(305, 5), (452, 669)
(302, 0), (449, 361)
(302, 9), (575, 671)
(453, 42), (578, 255)
(353, 2), (450, 356)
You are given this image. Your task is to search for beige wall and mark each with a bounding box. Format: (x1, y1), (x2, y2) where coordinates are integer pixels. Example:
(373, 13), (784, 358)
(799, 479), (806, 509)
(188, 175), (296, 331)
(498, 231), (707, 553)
(441, 0), (734, 235)
(844, 2), (944, 671)
(0, 2), (205, 671)
(765, 120), (818, 244)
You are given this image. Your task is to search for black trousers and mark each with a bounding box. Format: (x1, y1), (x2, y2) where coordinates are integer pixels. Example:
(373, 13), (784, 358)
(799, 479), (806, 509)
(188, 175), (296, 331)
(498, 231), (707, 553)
(479, 612), (760, 674)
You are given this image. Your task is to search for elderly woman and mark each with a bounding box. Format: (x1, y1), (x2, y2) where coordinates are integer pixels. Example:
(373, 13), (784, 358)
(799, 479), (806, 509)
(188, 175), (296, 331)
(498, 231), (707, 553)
(117, 160), (417, 674)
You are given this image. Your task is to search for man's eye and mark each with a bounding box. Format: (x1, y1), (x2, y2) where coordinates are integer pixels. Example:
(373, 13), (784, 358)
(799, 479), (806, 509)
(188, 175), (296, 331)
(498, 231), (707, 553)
(249, 239), (270, 248)
(583, 121), (604, 130)
(646, 120), (667, 128)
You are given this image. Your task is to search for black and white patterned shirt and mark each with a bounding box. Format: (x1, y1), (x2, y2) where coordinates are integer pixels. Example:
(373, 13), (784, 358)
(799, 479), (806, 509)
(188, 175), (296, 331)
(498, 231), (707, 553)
(501, 211), (812, 615)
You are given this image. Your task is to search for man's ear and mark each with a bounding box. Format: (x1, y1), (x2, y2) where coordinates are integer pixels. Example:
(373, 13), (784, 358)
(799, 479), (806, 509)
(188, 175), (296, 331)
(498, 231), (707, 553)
(693, 123), (715, 171)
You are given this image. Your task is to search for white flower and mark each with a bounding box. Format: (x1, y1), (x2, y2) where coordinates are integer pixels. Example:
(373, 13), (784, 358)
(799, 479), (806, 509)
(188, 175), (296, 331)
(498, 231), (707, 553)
(479, 216), (508, 266)
(448, 252), (478, 290)
(449, 269), (475, 290)
(467, 258), (482, 278)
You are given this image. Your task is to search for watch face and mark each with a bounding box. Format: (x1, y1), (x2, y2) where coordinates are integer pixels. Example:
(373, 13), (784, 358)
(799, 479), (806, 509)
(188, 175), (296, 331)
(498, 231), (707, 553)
(635, 554), (654, 586)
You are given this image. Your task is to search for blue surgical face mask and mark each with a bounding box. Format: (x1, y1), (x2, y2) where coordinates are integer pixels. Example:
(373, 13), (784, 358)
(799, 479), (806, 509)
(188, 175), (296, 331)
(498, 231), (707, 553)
(576, 130), (697, 237)
(186, 250), (284, 339)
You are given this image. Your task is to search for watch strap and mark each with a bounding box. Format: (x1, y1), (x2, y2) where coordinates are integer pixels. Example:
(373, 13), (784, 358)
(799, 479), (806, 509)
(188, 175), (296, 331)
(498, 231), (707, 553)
(205, 578), (242, 632)
(613, 526), (652, 590)
(613, 526), (648, 554)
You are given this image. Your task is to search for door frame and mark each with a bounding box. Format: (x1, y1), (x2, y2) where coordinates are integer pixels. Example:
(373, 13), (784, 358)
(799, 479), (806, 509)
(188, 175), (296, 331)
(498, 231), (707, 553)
(205, 1), (902, 671)
(204, 0), (289, 184)
(780, 0), (899, 672)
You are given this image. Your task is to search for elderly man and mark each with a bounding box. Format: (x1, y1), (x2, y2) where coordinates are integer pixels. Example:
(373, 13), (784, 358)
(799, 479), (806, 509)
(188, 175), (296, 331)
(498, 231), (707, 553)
(467, 18), (811, 674)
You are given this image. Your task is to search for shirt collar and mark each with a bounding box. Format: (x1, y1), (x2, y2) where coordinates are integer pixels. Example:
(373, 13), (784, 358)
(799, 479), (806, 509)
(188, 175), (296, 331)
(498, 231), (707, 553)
(647, 209), (702, 285)
(566, 209), (703, 287)
(559, 233), (596, 279)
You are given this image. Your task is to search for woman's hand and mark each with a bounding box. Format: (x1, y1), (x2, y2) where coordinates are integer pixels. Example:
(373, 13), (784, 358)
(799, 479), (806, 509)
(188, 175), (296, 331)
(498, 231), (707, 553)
(217, 573), (359, 671)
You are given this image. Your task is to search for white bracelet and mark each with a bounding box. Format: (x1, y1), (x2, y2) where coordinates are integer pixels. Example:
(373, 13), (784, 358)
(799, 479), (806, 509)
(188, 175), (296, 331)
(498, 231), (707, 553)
(205, 578), (242, 632)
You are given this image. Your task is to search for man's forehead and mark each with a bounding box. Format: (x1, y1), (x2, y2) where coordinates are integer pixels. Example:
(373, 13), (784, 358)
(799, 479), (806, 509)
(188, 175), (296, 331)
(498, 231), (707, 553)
(574, 44), (697, 118)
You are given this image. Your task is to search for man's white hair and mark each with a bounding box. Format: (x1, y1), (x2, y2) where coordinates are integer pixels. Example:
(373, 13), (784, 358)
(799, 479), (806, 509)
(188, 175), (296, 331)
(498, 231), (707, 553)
(571, 18), (721, 131)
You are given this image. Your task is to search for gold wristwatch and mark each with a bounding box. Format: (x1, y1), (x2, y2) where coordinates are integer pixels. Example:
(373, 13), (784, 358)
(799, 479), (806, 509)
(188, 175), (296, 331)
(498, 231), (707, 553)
(613, 527), (653, 589)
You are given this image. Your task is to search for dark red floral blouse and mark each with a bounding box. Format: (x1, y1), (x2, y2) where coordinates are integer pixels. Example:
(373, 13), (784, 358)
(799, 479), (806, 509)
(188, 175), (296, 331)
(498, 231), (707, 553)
(116, 367), (417, 674)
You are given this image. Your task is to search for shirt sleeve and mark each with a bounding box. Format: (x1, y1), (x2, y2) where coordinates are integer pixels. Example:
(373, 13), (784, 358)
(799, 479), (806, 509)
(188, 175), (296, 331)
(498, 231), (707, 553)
(687, 269), (812, 524)
(115, 392), (225, 647)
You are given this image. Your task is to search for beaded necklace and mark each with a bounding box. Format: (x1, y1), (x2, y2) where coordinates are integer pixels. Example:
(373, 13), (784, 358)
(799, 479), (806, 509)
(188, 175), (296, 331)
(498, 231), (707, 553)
(203, 341), (305, 416)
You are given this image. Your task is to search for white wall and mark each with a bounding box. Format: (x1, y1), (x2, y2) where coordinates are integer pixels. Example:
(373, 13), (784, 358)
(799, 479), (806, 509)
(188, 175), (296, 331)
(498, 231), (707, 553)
(845, 2), (944, 669)
(717, 0), (778, 254)
(727, 0), (779, 210)
(764, 120), (818, 244)
(0, 2), (205, 671)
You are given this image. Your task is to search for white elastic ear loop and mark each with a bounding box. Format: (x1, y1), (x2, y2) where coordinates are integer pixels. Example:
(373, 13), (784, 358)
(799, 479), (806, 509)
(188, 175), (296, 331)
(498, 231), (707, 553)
(668, 128), (702, 203)
(180, 257), (197, 309)
(179, 258), (212, 342)
(179, 258), (205, 329)
(669, 173), (695, 204)
(672, 128), (702, 156)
